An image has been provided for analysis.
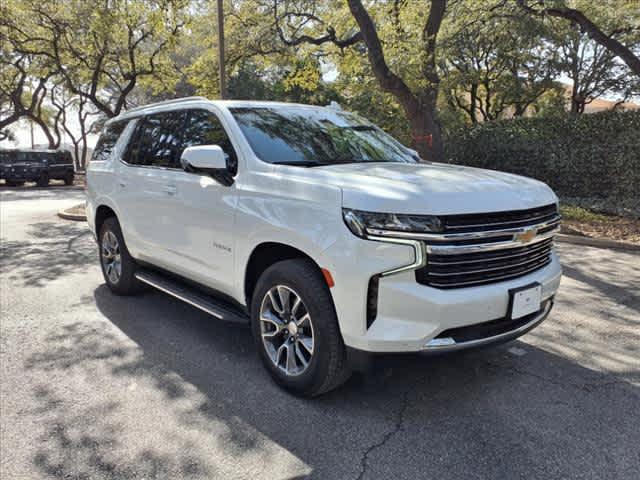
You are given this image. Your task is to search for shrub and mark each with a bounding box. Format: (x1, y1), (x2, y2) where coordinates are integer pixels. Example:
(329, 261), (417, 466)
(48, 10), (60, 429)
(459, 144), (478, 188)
(444, 110), (640, 218)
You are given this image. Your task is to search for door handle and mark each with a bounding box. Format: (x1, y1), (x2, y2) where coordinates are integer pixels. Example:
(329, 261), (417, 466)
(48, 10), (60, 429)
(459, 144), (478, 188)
(118, 181), (126, 188)
(163, 184), (177, 195)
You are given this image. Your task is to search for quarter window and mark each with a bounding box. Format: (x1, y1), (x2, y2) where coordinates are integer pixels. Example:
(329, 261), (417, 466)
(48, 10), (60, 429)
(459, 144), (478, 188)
(92, 121), (128, 162)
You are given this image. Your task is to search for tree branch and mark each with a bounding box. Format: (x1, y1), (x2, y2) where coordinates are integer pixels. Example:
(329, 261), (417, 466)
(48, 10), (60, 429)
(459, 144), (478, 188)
(517, 0), (640, 76)
(346, 0), (417, 114)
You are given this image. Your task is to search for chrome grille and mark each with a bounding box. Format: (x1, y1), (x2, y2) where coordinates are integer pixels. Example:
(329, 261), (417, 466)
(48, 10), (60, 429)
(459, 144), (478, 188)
(438, 203), (558, 233)
(415, 204), (560, 289)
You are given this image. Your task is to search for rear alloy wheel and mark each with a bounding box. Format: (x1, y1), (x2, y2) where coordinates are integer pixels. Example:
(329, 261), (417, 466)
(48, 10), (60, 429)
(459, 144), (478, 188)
(101, 231), (122, 285)
(251, 259), (350, 396)
(99, 217), (144, 295)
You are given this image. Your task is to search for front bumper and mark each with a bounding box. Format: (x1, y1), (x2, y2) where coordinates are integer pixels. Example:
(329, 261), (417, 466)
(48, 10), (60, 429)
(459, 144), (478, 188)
(421, 297), (553, 354)
(323, 229), (562, 354)
(3, 171), (40, 182)
(353, 254), (560, 353)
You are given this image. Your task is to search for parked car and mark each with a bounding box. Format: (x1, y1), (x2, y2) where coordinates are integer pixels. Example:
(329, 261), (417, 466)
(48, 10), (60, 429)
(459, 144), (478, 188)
(86, 97), (562, 396)
(0, 148), (75, 187)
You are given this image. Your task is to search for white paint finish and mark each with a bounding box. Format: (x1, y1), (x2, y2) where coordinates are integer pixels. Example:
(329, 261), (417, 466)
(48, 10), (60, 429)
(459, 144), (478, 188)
(162, 170), (237, 295)
(86, 98), (563, 354)
(181, 145), (226, 170)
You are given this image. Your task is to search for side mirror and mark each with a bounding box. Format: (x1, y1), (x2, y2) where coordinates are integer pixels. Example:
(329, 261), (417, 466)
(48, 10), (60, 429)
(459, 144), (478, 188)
(180, 145), (234, 186)
(181, 145), (227, 171)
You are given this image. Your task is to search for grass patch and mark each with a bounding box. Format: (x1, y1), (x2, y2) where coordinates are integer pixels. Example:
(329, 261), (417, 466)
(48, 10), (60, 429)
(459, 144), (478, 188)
(559, 205), (610, 223)
(559, 204), (639, 244)
(65, 203), (86, 217)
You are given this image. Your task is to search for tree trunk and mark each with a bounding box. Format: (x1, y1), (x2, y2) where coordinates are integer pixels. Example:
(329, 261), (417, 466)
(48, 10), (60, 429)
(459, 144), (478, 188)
(407, 103), (444, 162)
(346, 0), (446, 162)
(72, 142), (81, 171)
(29, 115), (56, 148)
(469, 84), (478, 123)
(570, 82), (585, 113)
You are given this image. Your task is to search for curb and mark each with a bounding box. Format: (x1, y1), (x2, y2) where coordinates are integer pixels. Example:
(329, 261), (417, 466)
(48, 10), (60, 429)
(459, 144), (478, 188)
(57, 207), (87, 222)
(556, 233), (640, 252)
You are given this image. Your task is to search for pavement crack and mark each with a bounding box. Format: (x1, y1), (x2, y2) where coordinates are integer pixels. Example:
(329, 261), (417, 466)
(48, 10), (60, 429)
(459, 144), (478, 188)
(355, 390), (409, 480)
(486, 361), (636, 396)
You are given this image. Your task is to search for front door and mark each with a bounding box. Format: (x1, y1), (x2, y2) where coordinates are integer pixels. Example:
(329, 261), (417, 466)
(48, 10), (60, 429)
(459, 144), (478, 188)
(162, 108), (239, 296)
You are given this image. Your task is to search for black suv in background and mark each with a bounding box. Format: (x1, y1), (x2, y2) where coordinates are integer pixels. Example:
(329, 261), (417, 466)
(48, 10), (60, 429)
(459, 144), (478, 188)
(0, 149), (75, 187)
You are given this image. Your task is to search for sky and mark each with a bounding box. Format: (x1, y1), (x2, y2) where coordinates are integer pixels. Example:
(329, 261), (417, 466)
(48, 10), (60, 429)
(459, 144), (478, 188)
(1, 75), (636, 151)
(1, 117), (100, 151)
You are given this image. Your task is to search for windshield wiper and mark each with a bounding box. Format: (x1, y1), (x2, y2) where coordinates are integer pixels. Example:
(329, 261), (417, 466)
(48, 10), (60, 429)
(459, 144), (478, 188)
(271, 158), (388, 167)
(342, 125), (377, 131)
(271, 160), (328, 167)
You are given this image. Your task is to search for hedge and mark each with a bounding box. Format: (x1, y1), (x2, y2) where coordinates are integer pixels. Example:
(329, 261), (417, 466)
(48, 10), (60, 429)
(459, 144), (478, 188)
(444, 110), (640, 218)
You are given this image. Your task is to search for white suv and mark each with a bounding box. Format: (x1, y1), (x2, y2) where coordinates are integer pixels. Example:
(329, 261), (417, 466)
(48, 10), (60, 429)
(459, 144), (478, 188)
(87, 97), (562, 396)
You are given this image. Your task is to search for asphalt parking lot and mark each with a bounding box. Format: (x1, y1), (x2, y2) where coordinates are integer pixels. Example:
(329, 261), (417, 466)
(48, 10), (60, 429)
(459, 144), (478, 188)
(1, 186), (639, 479)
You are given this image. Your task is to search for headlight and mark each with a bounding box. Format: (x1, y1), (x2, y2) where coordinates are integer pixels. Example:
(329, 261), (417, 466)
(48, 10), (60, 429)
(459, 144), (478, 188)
(343, 208), (443, 238)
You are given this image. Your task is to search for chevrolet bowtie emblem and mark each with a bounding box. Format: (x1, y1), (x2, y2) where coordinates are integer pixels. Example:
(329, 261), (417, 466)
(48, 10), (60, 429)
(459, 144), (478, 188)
(515, 228), (537, 243)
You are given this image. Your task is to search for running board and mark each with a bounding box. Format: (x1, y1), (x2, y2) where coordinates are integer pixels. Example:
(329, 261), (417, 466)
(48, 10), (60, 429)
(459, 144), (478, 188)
(135, 269), (249, 324)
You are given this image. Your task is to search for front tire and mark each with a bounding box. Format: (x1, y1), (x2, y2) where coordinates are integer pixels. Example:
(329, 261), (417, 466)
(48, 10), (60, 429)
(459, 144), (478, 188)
(5, 180), (24, 187)
(99, 217), (144, 295)
(251, 259), (351, 396)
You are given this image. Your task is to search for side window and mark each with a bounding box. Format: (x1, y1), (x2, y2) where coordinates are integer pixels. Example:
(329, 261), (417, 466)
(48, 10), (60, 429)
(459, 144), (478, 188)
(124, 111), (185, 168)
(92, 121), (128, 162)
(182, 109), (238, 174)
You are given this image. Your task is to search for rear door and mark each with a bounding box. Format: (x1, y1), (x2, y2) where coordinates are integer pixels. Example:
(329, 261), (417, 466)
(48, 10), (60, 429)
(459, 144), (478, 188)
(115, 110), (187, 266)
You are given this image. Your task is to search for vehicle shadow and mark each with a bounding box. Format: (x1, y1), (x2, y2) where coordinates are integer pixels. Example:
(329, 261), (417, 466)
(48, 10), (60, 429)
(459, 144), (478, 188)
(0, 221), (95, 288)
(23, 282), (640, 479)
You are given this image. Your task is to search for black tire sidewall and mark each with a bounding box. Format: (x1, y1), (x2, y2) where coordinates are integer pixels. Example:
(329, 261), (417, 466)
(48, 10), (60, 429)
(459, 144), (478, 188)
(251, 260), (344, 396)
(37, 173), (49, 187)
(99, 217), (141, 295)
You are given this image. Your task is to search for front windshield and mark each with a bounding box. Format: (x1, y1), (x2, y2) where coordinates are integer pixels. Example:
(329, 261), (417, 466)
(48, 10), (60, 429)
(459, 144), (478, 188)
(230, 106), (418, 166)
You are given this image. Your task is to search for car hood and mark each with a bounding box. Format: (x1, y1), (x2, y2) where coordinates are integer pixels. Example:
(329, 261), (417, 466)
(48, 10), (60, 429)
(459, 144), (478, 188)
(296, 162), (557, 215)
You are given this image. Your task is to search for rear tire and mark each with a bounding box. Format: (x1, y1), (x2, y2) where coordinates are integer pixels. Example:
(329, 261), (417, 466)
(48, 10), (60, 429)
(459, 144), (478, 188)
(5, 180), (24, 187)
(64, 172), (74, 185)
(99, 217), (144, 295)
(36, 172), (49, 187)
(251, 259), (351, 396)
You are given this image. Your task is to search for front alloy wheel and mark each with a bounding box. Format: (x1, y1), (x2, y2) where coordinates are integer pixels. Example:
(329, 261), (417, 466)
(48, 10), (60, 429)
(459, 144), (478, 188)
(260, 285), (315, 376)
(251, 259), (351, 396)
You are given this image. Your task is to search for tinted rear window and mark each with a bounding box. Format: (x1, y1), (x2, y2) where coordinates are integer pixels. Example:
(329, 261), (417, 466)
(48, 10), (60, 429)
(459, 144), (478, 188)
(123, 111), (186, 168)
(92, 121), (128, 162)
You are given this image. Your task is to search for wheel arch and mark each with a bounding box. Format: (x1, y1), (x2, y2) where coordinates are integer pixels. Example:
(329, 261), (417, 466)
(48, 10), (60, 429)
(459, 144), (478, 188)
(95, 204), (117, 237)
(244, 242), (324, 311)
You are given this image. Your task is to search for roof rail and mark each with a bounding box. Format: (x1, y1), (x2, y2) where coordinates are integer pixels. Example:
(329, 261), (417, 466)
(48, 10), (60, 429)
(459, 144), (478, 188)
(125, 96), (209, 114)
